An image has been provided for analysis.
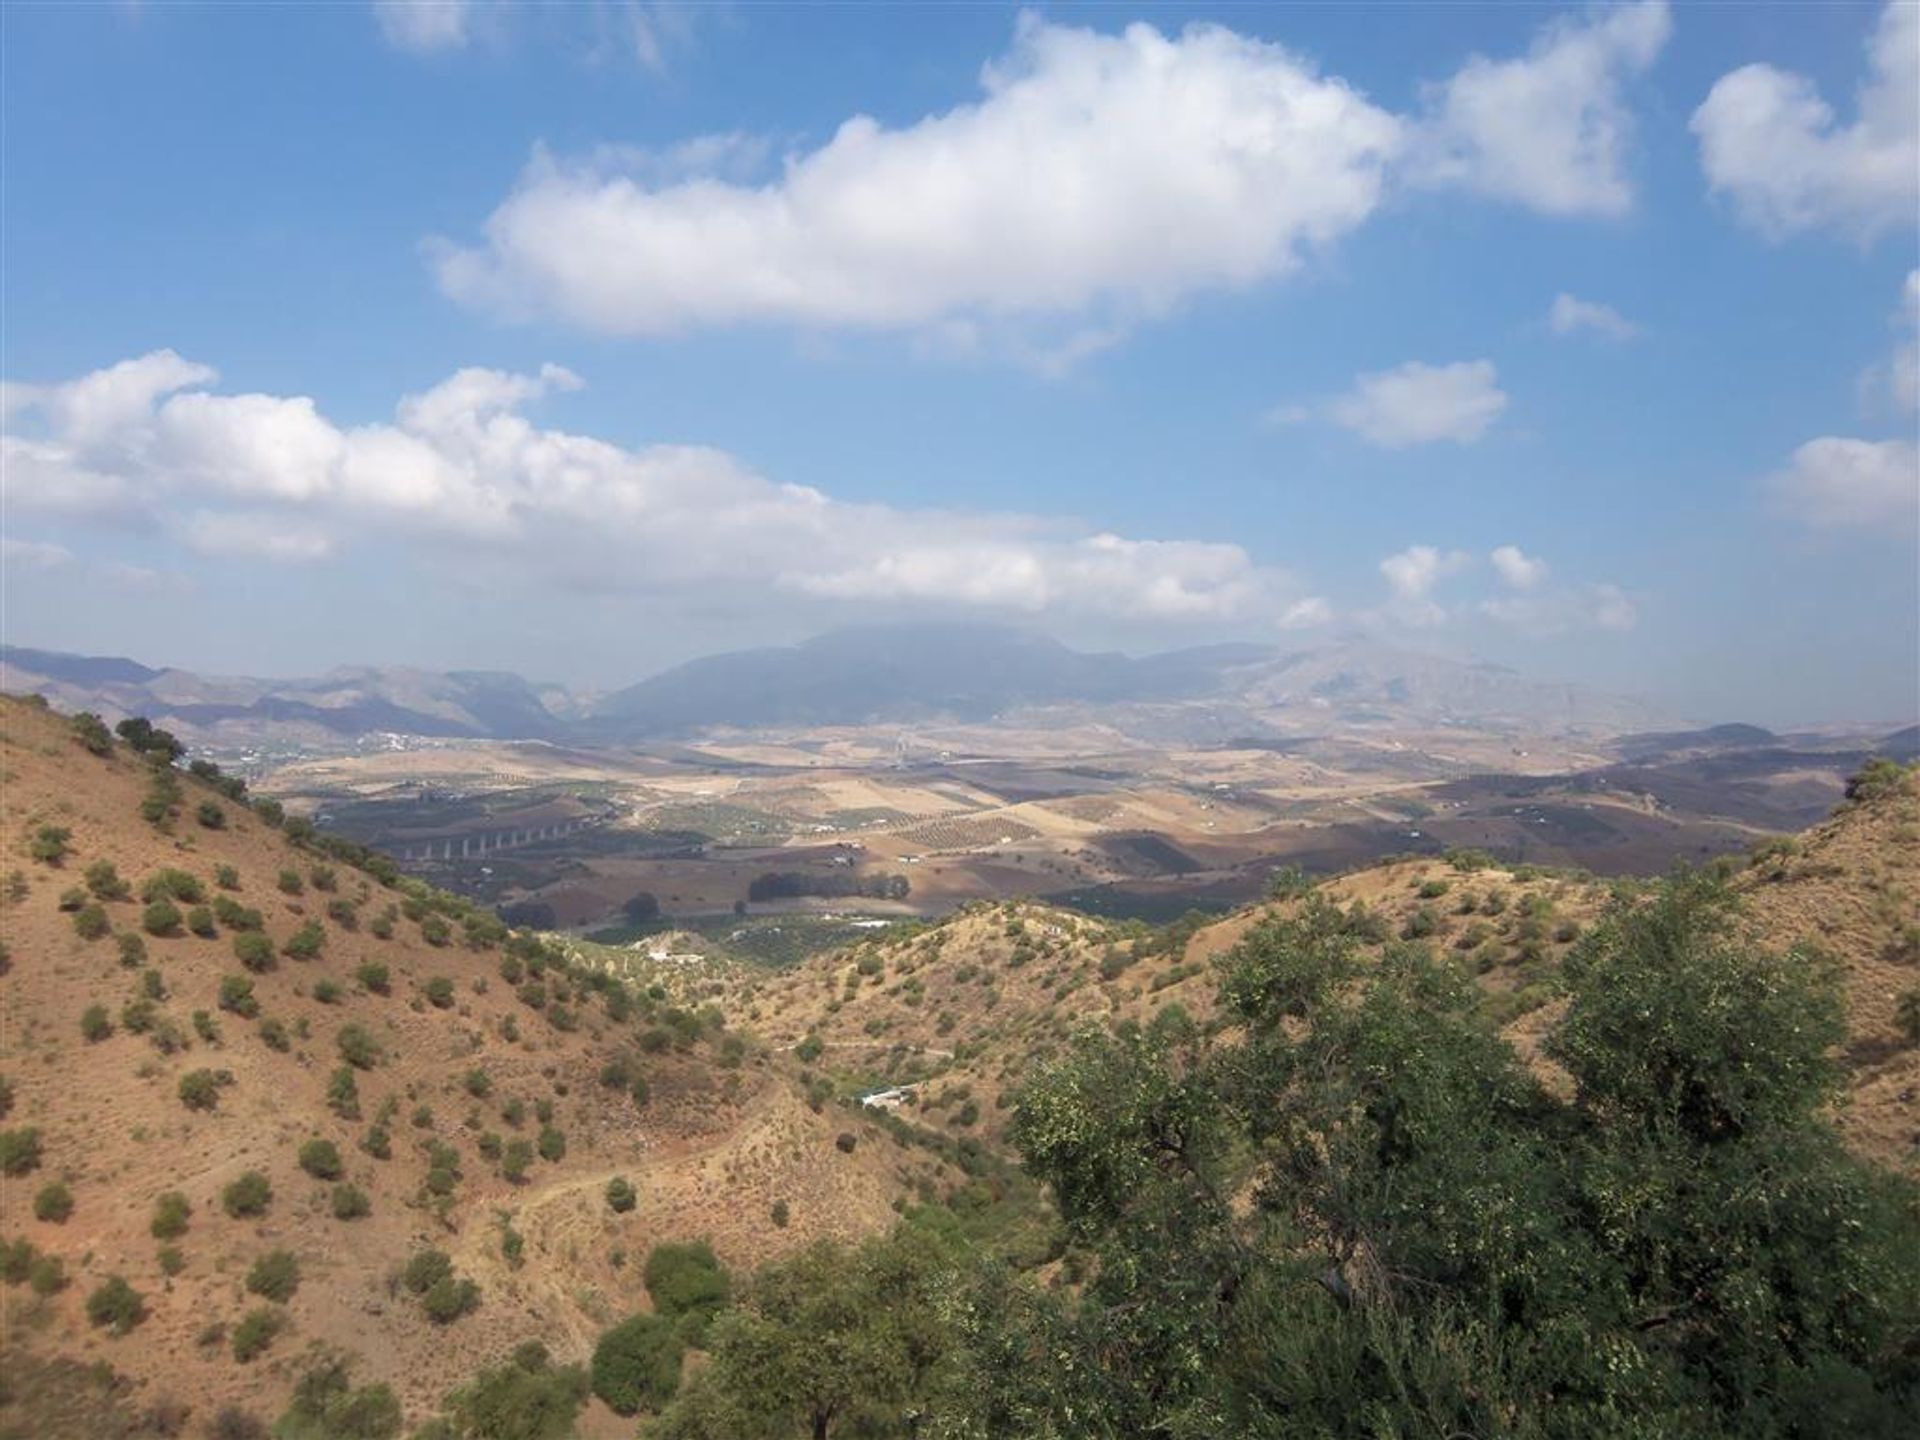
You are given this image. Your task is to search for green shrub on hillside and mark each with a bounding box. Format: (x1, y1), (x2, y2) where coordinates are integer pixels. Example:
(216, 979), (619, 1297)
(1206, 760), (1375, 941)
(84, 1275), (145, 1334)
(33, 1181), (73, 1222)
(591, 1313), (683, 1415)
(231, 1306), (284, 1362)
(298, 1139), (343, 1180)
(150, 1191), (191, 1240)
(336, 1024), (379, 1070)
(246, 1249), (300, 1302)
(642, 1242), (730, 1340)
(222, 1170), (272, 1217)
(142, 898), (183, 937)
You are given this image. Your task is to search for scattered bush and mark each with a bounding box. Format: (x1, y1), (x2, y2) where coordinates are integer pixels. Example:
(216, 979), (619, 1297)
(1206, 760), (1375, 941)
(70, 712), (113, 756)
(142, 898), (183, 937)
(501, 1139), (534, 1183)
(33, 1181), (73, 1223)
(219, 973), (260, 1017)
(85, 1275), (145, 1334)
(298, 1138), (343, 1180)
(331, 1183), (371, 1221)
(336, 1024), (379, 1070)
(28, 1253), (66, 1295)
(6, 1127), (48, 1176)
(222, 1170), (272, 1217)
(276, 1356), (400, 1440)
(246, 1248), (301, 1302)
(229, 933), (274, 976)
(355, 961), (390, 995)
(150, 1190), (191, 1240)
(197, 800), (226, 830)
(835, 1131), (858, 1154)
(326, 1066), (361, 1120)
(606, 1176), (637, 1213)
(80, 1004), (113, 1042)
(282, 920), (325, 960)
(537, 1125), (566, 1163)
(72, 903), (111, 941)
(424, 976), (455, 1009)
(178, 1069), (222, 1111)
(230, 1306), (284, 1362)
(29, 824), (72, 866)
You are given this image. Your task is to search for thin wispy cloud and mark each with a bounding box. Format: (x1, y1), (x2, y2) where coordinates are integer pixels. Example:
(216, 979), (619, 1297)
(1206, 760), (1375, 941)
(1549, 292), (1638, 340)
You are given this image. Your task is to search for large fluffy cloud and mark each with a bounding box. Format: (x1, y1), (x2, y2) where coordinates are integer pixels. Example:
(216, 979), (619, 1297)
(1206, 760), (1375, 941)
(1328, 360), (1508, 448)
(1769, 437), (1920, 530)
(1409, 0), (1671, 216)
(0, 352), (1327, 630)
(436, 7), (1669, 342)
(1692, 1), (1917, 239)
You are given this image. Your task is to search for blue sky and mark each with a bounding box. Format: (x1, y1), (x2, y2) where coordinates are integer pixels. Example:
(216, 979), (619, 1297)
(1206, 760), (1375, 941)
(2, 0), (1915, 725)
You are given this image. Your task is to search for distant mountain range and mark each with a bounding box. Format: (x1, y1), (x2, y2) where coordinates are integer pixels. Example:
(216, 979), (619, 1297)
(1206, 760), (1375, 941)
(2, 625), (1864, 754)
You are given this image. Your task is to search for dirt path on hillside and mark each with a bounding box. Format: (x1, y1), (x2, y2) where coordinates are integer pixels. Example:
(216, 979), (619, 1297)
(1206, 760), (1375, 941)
(448, 1080), (787, 1356)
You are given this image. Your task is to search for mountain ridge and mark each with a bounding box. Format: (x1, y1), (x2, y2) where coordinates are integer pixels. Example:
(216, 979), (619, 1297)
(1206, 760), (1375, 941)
(3, 626), (1683, 749)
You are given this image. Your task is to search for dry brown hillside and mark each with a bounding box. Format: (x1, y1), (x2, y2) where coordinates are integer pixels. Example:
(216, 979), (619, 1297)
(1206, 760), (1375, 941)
(0, 696), (926, 1437)
(1732, 772), (1920, 1173)
(743, 790), (1917, 1175)
(740, 853), (1610, 1145)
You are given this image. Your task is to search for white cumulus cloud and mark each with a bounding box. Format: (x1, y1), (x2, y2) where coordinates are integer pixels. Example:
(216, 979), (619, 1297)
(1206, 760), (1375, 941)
(1379, 544), (1471, 626)
(436, 7), (1670, 350)
(1549, 292), (1638, 339)
(1490, 544), (1549, 589)
(436, 16), (1402, 337)
(1328, 360), (1508, 448)
(1692, 1), (1918, 240)
(1408, 0), (1671, 217)
(1769, 436), (1920, 530)
(1, 352), (1327, 631)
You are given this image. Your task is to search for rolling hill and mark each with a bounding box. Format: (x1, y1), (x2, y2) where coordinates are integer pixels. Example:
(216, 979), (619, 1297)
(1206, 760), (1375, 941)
(2, 691), (1913, 1438)
(0, 695), (938, 1436)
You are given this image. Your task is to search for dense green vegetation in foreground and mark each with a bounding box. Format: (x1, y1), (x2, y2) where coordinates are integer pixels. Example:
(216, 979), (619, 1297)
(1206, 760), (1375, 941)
(639, 875), (1918, 1440)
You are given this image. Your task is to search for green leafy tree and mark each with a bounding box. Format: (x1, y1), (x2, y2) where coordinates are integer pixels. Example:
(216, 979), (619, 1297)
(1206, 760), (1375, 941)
(438, 1344), (587, 1440)
(591, 1314), (683, 1416)
(655, 1231), (951, 1440)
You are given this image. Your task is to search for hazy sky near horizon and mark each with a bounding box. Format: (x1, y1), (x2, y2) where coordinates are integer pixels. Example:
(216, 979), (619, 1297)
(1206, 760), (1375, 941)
(1, 0), (1916, 725)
